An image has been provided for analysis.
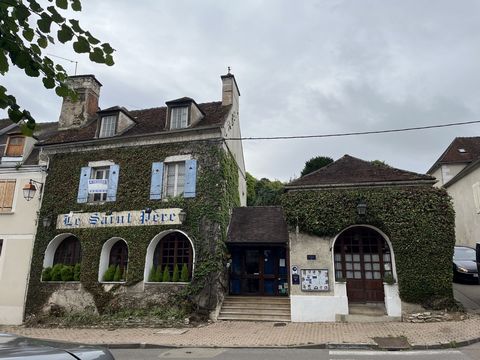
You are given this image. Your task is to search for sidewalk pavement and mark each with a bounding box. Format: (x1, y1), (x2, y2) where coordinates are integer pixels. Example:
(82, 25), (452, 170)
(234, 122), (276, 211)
(2, 316), (480, 349)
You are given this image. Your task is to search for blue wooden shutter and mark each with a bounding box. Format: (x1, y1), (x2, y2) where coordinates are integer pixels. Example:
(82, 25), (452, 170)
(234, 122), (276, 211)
(184, 159), (197, 198)
(77, 166), (91, 203)
(106, 164), (120, 202)
(150, 162), (164, 200)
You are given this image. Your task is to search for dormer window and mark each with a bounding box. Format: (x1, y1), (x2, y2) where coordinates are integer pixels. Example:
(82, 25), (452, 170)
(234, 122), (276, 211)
(99, 115), (117, 138)
(458, 148), (466, 153)
(170, 107), (189, 129)
(5, 136), (25, 157)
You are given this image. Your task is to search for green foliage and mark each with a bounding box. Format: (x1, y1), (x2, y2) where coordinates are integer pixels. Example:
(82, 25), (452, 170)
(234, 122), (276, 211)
(383, 273), (396, 285)
(300, 156), (333, 177)
(51, 264), (63, 281)
(113, 265), (123, 282)
(281, 186), (455, 304)
(60, 265), (74, 281)
(26, 143), (240, 316)
(180, 263), (189, 282)
(162, 266), (171, 282)
(0, 0), (115, 127)
(370, 160), (390, 167)
(73, 263), (81, 281)
(155, 265), (163, 282)
(148, 266), (156, 282)
(41, 267), (52, 281)
(246, 173), (284, 206)
(103, 265), (116, 282)
(172, 264), (180, 282)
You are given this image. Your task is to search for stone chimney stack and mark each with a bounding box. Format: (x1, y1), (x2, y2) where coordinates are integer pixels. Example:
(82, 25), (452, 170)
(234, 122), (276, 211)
(221, 71), (240, 108)
(58, 75), (102, 130)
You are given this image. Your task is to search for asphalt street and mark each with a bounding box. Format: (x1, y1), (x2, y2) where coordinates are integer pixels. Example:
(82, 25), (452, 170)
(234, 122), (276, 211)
(111, 344), (480, 360)
(453, 282), (480, 313)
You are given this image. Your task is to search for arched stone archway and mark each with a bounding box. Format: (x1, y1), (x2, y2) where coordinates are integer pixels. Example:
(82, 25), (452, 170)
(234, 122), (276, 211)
(331, 225), (398, 304)
(144, 230), (195, 282)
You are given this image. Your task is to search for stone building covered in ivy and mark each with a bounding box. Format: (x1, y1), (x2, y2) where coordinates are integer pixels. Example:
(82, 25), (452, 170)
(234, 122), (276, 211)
(281, 155), (455, 322)
(25, 73), (246, 319)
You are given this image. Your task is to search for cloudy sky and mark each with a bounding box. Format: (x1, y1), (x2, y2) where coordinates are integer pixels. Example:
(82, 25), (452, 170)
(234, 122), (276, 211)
(2, 0), (480, 181)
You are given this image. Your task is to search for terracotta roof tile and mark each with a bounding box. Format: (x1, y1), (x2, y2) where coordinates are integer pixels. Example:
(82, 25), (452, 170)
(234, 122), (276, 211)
(227, 207), (289, 244)
(287, 155), (435, 188)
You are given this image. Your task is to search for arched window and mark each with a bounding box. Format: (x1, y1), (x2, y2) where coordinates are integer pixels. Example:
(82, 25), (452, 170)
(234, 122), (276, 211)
(109, 240), (128, 270)
(153, 232), (192, 279)
(53, 236), (82, 265)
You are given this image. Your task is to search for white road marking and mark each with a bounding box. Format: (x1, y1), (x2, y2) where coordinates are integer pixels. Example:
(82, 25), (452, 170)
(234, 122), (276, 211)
(329, 349), (463, 356)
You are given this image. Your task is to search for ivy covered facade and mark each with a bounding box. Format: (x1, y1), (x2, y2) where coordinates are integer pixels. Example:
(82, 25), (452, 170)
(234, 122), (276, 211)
(25, 73), (245, 319)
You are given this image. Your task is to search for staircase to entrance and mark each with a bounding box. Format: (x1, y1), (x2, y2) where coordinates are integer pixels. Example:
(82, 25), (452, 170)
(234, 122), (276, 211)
(218, 296), (291, 322)
(336, 303), (400, 322)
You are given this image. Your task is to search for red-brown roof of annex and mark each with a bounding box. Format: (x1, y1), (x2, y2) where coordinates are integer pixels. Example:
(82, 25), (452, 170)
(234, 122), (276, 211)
(286, 155), (436, 189)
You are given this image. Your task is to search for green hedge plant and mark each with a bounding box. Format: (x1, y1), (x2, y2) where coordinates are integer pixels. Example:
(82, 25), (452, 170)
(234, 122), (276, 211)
(51, 264), (63, 281)
(162, 266), (171, 282)
(172, 264), (180, 282)
(103, 265), (116, 282)
(155, 265), (163, 282)
(180, 264), (189, 282)
(60, 265), (74, 281)
(42, 267), (52, 281)
(113, 266), (123, 282)
(73, 264), (81, 281)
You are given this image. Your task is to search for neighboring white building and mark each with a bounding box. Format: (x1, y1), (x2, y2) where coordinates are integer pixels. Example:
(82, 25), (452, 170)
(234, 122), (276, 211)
(428, 137), (480, 248)
(0, 120), (55, 324)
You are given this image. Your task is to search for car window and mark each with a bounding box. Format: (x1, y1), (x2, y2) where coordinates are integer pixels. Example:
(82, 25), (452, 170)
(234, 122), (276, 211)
(453, 247), (476, 261)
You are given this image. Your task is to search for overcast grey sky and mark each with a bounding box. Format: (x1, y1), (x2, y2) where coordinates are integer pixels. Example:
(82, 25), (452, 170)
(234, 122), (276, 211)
(2, 0), (480, 181)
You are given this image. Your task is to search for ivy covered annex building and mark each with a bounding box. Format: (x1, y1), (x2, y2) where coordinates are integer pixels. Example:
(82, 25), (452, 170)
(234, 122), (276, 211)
(25, 73), (246, 318)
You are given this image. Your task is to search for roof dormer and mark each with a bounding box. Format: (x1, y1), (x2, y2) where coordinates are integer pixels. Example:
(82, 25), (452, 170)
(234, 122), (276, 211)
(165, 97), (205, 130)
(1, 132), (36, 165)
(96, 106), (136, 138)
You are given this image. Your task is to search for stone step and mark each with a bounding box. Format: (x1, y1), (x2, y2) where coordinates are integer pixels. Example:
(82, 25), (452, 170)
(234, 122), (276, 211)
(220, 309), (290, 316)
(221, 304), (291, 310)
(218, 314), (291, 322)
(349, 303), (386, 316)
(218, 296), (291, 322)
(337, 314), (401, 323)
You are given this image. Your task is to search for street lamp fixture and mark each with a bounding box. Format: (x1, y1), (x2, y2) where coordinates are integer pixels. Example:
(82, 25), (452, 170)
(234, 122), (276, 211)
(42, 216), (52, 228)
(357, 200), (367, 216)
(23, 179), (44, 201)
(179, 210), (187, 223)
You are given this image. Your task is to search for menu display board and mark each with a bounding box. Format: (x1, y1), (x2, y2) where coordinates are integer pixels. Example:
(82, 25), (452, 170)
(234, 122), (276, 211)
(301, 269), (329, 292)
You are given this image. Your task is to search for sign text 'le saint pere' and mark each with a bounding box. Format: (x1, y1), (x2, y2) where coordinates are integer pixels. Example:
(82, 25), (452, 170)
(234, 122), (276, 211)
(57, 208), (184, 229)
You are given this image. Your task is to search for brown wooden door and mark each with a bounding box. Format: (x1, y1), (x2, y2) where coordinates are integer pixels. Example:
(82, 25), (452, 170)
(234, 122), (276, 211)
(334, 227), (393, 303)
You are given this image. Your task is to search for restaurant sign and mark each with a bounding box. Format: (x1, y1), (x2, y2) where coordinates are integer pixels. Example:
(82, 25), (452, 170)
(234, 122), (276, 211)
(56, 208), (183, 229)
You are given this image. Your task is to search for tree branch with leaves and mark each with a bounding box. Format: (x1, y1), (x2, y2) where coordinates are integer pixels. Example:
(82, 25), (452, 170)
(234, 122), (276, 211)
(0, 0), (114, 134)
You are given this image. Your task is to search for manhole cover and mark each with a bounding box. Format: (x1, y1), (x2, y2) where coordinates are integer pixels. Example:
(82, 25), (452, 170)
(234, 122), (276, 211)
(373, 336), (410, 350)
(159, 348), (226, 358)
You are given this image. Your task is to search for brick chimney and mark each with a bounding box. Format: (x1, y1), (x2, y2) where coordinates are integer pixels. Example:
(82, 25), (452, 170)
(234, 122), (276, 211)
(221, 71), (240, 108)
(58, 75), (102, 130)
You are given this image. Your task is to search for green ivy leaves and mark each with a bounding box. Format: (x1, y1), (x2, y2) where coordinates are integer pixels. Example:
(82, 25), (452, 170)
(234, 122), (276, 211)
(0, 0), (115, 128)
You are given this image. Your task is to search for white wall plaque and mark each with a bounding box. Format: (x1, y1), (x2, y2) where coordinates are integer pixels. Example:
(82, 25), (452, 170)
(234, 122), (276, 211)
(88, 179), (108, 193)
(57, 208), (183, 229)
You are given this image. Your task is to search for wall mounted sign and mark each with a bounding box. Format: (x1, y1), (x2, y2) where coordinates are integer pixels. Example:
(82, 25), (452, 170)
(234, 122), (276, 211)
(307, 254), (317, 260)
(87, 179), (108, 194)
(292, 274), (300, 285)
(301, 269), (329, 292)
(291, 265), (299, 275)
(56, 208), (183, 229)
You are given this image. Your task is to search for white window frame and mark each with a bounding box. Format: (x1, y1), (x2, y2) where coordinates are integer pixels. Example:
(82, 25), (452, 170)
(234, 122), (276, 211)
(99, 115), (117, 138)
(88, 167), (110, 203)
(163, 161), (186, 197)
(170, 107), (189, 129)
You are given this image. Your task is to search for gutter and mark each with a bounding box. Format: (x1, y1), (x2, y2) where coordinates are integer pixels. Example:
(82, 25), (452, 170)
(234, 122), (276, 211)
(37, 125), (225, 151)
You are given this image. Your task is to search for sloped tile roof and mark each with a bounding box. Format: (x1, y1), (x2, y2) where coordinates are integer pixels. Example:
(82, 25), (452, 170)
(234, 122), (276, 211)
(227, 206), (289, 244)
(41, 101), (231, 145)
(428, 137), (480, 173)
(287, 155), (435, 188)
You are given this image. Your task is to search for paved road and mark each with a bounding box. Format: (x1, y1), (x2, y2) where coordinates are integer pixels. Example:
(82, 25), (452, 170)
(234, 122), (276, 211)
(111, 344), (480, 360)
(453, 282), (480, 313)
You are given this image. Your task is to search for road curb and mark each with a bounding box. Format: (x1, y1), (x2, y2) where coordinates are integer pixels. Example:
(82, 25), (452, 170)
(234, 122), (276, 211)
(104, 337), (480, 351)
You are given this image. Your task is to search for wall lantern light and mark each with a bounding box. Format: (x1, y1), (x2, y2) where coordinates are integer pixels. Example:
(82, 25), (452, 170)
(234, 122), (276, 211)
(356, 200), (367, 216)
(42, 216), (52, 228)
(179, 210), (187, 223)
(23, 179), (44, 201)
